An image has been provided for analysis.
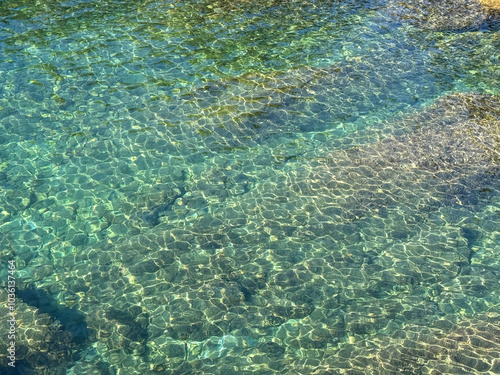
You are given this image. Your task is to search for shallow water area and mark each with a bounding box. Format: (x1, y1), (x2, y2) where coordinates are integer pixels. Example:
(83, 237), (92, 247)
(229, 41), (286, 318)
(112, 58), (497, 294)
(0, 0), (499, 374)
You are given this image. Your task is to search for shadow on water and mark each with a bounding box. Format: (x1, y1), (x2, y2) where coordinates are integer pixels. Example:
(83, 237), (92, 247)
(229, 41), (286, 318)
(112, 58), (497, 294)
(17, 285), (90, 345)
(0, 360), (36, 375)
(0, 285), (98, 373)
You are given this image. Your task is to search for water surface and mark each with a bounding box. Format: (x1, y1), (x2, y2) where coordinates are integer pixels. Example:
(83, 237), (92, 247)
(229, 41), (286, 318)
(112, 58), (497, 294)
(0, 0), (499, 373)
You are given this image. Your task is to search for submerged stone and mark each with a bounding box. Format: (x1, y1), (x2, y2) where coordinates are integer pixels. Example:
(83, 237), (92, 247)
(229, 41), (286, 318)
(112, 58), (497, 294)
(386, 0), (490, 31)
(479, 0), (500, 13)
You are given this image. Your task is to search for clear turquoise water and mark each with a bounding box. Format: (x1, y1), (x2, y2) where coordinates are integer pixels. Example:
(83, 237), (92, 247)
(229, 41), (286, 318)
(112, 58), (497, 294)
(0, 0), (499, 374)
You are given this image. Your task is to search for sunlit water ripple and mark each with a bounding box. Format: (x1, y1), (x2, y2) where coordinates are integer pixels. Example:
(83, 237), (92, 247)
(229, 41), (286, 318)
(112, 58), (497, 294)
(0, 0), (499, 373)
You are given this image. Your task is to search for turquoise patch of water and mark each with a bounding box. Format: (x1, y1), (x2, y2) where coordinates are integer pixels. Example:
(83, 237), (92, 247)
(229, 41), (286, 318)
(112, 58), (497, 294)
(0, 0), (499, 373)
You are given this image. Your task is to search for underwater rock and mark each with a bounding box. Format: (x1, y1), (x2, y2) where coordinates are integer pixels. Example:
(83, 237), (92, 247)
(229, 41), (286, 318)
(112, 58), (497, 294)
(479, 0), (500, 14)
(386, 0), (489, 30)
(298, 92), (500, 217)
(318, 310), (500, 374)
(183, 51), (434, 150)
(0, 289), (79, 373)
(183, 68), (325, 147)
